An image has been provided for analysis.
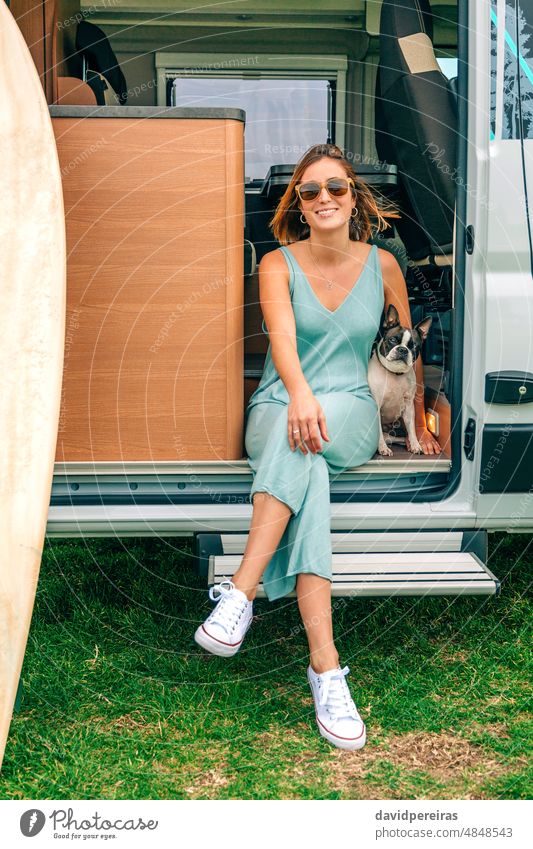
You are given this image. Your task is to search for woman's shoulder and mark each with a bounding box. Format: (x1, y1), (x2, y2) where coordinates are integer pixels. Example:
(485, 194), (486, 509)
(259, 248), (287, 271)
(376, 244), (403, 273)
(375, 245), (407, 301)
(257, 246), (295, 300)
(259, 243), (300, 271)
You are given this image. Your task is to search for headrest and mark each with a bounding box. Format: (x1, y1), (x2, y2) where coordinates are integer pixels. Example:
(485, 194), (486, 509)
(76, 20), (127, 105)
(379, 0), (440, 92)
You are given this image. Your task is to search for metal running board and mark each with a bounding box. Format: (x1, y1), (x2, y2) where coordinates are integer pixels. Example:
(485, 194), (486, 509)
(196, 531), (500, 598)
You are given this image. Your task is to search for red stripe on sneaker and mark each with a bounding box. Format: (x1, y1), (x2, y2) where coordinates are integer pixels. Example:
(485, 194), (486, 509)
(316, 713), (365, 741)
(201, 625), (243, 647)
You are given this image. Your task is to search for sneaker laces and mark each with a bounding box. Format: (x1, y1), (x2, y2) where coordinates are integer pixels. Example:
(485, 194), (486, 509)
(207, 579), (249, 633)
(317, 665), (359, 722)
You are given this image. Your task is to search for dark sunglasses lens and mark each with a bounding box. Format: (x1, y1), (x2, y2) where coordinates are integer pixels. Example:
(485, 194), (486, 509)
(299, 182), (320, 200)
(327, 179), (350, 196)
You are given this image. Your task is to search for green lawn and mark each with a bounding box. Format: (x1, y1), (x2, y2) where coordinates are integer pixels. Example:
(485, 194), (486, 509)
(1, 531), (531, 800)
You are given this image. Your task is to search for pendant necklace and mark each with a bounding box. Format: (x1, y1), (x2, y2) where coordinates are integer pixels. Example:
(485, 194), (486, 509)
(307, 242), (349, 290)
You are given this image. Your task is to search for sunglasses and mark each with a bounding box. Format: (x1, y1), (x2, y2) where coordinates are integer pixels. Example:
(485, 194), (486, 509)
(295, 176), (355, 202)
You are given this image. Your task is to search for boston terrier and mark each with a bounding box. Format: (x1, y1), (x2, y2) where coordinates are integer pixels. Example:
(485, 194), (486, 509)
(367, 304), (432, 456)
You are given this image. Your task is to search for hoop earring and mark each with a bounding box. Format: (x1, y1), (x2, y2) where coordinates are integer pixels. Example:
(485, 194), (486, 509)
(300, 213), (307, 224)
(351, 206), (359, 218)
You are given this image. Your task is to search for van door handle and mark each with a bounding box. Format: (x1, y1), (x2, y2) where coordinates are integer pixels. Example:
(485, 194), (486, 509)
(464, 417), (476, 460)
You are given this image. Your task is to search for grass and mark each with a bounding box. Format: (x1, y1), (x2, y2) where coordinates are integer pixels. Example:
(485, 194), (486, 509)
(1, 531), (531, 800)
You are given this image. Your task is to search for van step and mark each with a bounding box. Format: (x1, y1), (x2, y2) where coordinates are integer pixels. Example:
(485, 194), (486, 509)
(195, 531), (500, 598)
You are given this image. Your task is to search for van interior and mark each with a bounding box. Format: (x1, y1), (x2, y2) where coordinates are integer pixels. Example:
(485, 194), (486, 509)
(13, 0), (460, 504)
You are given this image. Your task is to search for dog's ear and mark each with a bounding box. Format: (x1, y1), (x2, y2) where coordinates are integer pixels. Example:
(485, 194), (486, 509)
(415, 315), (432, 342)
(382, 303), (400, 330)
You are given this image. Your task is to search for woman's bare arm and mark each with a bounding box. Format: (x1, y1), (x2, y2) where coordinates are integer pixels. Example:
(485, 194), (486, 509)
(377, 248), (441, 454)
(257, 250), (329, 453)
(378, 249), (425, 415)
(258, 250), (310, 398)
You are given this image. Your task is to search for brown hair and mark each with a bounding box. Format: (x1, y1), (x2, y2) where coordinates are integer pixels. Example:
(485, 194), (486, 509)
(270, 143), (397, 245)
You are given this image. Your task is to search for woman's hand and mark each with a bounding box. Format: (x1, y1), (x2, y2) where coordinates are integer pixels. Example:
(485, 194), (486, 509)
(407, 424), (442, 454)
(288, 387), (330, 454)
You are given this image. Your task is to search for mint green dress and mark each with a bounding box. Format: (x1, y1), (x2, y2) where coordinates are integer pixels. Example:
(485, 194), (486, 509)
(244, 243), (384, 601)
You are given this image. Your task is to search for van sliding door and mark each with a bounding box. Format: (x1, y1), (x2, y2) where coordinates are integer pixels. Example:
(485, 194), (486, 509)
(473, 0), (533, 527)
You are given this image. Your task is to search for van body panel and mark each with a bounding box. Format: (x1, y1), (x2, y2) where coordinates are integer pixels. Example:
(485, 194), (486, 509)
(11, 0), (532, 531)
(479, 424), (533, 492)
(46, 499), (477, 538)
(458, 2), (533, 527)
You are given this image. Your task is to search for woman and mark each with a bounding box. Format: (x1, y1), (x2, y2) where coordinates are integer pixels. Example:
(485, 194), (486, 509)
(194, 143), (441, 751)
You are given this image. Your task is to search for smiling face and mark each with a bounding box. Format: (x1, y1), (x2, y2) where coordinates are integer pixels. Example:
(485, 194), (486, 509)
(297, 157), (355, 235)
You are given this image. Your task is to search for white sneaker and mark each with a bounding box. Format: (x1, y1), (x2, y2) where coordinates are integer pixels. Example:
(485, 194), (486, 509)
(307, 664), (366, 750)
(194, 579), (254, 657)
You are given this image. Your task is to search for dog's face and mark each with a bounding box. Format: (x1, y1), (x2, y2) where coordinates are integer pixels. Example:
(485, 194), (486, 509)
(375, 304), (432, 374)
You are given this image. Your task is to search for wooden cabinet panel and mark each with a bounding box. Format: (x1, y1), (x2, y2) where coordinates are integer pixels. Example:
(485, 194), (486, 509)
(52, 111), (244, 461)
(10, 0), (56, 102)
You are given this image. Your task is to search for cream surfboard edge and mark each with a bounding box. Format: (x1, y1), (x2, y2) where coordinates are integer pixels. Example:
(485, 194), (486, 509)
(0, 4), (66, 770)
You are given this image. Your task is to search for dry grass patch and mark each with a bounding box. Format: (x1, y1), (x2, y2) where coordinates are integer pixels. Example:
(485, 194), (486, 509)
(434, 648), (470, 663)
(466, 722), (512, 739)
(88, 714), (166, 736)
(325, 728), (526, 800)
(150, 743), (237, 798)
(149, 759), (236, 797)
(255, 724), (311, 748)
(183, 765), (236, 798)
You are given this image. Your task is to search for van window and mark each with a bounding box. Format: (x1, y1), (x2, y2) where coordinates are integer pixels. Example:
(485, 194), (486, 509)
(495, 0), (533, 139)
(156, 52), (347, 180)
(491, 0), (497, 139)
(170, 77), (331, 181)
(436, 57), (458, 79)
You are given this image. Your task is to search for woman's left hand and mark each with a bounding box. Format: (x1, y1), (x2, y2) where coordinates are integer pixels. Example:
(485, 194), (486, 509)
(407, 425), (442, 454)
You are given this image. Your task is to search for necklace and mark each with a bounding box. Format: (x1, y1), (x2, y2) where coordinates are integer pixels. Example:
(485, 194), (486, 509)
(307, 242), (351, 290)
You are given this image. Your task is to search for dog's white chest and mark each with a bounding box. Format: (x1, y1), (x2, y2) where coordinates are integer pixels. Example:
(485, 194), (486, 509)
(367, 352), (417, 423)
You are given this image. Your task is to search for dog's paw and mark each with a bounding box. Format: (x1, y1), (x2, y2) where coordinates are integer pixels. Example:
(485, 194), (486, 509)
(407, 439), (422, 454)
(378, 439), (394, 456)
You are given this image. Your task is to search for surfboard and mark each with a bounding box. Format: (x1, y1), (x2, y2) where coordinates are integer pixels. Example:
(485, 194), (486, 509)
(0, 3), (66, 769)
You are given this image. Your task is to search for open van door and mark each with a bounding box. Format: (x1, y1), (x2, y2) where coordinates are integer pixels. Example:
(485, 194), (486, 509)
(464, 0), (533, 530)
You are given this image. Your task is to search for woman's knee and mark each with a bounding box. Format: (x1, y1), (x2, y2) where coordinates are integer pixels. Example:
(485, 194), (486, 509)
(319, 393), (378, 463)
(245, 404), (288, 457)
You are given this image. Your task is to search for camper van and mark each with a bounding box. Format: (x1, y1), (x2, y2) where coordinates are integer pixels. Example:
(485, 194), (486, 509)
(7, 0), (533, 602)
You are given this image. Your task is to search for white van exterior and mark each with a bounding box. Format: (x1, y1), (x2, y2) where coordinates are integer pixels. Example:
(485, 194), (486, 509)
(43, 0), (533, 595)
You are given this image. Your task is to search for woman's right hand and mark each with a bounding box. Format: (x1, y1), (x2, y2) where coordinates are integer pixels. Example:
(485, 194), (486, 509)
(288, 387), (330, 454)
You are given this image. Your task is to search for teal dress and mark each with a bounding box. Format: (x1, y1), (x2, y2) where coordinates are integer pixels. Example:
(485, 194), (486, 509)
(244, 242), (384, 601)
